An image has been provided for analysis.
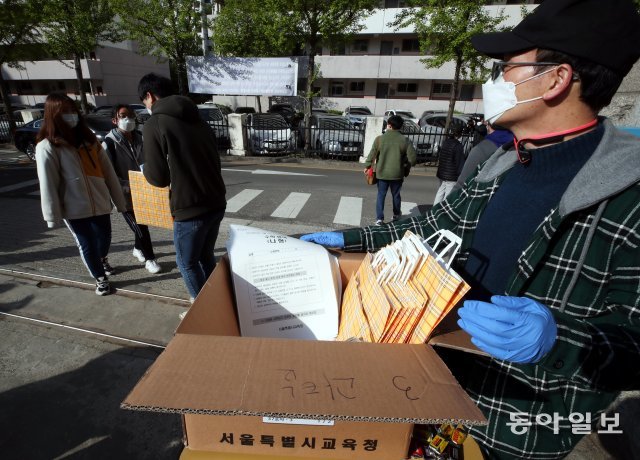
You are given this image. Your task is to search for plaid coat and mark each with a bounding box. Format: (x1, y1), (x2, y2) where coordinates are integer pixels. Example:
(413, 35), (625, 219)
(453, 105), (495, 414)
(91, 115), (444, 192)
(342, 120), (640, 459)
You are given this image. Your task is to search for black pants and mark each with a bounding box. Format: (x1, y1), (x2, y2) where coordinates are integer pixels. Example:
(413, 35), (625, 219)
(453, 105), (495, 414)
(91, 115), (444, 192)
(122, 211), (156, 261)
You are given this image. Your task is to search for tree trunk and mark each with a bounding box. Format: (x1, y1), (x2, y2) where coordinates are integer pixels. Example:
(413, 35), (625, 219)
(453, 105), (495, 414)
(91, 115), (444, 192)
(304, 52), (315, 151)
(74, 53), (89, 114)
(176, 57), (188, 96)
(255, 95), (262, 113)
(0, 68), (17, 138)
(443, 54), (462, 136)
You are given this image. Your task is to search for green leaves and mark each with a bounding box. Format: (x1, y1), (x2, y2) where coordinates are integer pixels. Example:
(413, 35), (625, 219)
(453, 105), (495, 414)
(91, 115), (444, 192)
(391, 0), (508, 82)
(111, 0), (204, 94)
(40, 0), (122, 60)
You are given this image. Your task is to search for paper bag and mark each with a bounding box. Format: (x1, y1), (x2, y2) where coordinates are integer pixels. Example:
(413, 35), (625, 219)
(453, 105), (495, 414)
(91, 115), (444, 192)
(128, 171), (173, 230)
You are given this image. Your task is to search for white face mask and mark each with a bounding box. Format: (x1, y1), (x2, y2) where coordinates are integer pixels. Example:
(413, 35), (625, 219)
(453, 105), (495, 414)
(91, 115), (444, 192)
(62, 113), (79, 128)
(482, 67), (558, 124)
(117, 117), (137, 132)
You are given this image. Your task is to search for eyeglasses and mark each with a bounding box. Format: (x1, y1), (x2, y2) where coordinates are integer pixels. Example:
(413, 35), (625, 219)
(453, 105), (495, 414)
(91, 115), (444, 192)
(490, 61), (562, 81)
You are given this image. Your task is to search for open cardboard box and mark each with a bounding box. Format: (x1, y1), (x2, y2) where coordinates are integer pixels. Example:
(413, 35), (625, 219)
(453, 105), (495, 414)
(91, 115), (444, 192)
(122, 251), (487, 459)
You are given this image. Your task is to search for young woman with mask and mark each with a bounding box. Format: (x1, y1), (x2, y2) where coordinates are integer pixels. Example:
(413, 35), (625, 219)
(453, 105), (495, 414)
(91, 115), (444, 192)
(35, 92), (127, 295)
(103, 104), (161, 274)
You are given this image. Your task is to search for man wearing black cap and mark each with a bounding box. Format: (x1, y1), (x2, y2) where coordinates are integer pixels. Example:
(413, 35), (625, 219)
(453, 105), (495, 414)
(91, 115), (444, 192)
(301, 0), (640, 457)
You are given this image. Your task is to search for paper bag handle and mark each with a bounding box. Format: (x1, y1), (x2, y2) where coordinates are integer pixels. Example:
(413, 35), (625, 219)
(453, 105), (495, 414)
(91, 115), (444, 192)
(424, 230), (462, 270)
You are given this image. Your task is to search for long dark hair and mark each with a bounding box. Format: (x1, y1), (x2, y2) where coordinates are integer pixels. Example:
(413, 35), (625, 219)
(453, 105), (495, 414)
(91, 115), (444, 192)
(36, 92), (97, 147)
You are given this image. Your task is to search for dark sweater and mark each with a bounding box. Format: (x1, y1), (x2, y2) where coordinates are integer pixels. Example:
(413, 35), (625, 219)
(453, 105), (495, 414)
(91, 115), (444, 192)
(463, 124), (605, 299)
(142, 95), (226, 221)
(436, 137), (465, 181)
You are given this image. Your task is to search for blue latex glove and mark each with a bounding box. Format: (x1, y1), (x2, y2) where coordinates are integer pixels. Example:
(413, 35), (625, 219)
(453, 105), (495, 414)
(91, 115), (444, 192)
(457, 295), (557, 364)
(300, 232), (345, 248)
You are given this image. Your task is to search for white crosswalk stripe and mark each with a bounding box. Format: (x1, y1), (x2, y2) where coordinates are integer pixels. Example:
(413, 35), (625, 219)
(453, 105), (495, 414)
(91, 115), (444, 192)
(334, 197), (362, 226)
(271, 192), (311, 219)
(222, 189), (421, 224)
(226, 189), (263, 213)
(401, 201), (420, 217)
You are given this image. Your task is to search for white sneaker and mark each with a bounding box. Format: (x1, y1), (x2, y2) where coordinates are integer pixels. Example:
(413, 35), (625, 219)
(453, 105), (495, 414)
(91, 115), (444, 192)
(145, 259), (162, 274)
(132, 248), (145, 262)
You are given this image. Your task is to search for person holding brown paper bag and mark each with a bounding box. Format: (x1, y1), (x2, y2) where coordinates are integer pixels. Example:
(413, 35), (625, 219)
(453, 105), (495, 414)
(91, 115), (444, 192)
(303, 0), (640, 457)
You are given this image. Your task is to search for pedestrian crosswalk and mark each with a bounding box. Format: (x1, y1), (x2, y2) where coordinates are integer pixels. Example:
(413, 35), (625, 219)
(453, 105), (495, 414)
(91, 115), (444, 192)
(1, 179), (425, 227)
(225, 188), (422, 226)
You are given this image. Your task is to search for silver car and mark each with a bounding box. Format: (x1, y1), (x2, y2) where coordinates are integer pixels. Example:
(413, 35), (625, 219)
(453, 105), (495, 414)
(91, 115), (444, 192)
(304, 115), (364, 158)
(246, 113), (295, 154)
(400, 120), (435, 159)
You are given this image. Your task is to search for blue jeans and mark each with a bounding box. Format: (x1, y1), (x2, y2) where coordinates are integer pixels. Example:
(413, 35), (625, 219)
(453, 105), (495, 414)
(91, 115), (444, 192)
(173, 209), (225, 298)
(376, 179), (403, 221)
(64, 214), (112, 279)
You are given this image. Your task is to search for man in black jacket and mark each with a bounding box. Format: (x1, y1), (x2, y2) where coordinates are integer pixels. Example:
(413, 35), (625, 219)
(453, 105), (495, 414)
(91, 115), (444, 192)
(138, 73), (226, 301)
(434, 125), (465, 204)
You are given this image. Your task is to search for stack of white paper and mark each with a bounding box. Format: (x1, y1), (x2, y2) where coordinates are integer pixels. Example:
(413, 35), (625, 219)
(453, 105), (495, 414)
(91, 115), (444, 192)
(226, 225), (341, 340)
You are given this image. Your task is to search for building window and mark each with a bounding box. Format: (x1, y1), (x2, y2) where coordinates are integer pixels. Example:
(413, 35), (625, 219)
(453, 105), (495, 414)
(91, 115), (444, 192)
(397, 82), (417, 93)
(330, 43), (346, 55)
(350, 81), (365, 92)
(459, 84), (475, 101)
(330, 81), (344, 96)
(352, 39), (369, 53)
(401, 39), (420, 52)
(431, 82), (452, 98)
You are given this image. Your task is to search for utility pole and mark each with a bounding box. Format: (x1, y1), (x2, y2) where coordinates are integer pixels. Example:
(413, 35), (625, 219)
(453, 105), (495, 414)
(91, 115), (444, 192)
(200, 0), (209, 56)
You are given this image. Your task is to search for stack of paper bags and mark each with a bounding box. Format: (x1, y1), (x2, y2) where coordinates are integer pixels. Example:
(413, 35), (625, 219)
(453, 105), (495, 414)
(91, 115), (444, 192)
(227, 225), (342, 341)
(338, 230), (469, 344)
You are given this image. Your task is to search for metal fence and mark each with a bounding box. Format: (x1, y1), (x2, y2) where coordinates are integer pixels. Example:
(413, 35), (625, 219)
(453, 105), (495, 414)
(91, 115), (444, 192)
(199, 107), (231, 153)
(0, 115), (13, 143)
(244, 114), (297, 157)
(296, 117), (365, 160)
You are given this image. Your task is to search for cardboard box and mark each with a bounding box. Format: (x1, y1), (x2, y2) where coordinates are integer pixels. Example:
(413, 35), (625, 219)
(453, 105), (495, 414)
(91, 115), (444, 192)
(122, 252), (487, 459)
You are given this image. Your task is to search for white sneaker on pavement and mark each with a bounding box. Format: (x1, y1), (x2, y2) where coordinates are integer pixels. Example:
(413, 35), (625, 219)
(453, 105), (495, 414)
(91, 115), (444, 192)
(145, 259), (162, 274)
(132, 248), (145, 262)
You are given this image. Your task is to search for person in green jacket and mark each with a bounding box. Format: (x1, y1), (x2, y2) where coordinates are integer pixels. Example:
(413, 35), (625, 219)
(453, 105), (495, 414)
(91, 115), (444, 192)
(364, 115), (416, 225)
(302, 0), (640, 457)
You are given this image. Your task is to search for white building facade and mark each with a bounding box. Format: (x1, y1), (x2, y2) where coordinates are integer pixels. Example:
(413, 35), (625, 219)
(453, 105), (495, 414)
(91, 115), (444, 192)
(2, 40), (169, 109)
(207, 1), (540, 115)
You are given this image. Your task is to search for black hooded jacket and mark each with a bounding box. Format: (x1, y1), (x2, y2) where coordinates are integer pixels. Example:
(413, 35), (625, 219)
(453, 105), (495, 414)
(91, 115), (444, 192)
(142, 95), (226, 221)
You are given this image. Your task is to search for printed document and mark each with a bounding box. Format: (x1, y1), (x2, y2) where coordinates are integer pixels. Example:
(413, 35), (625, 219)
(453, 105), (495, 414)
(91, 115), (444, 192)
(227, 225), (341, 340)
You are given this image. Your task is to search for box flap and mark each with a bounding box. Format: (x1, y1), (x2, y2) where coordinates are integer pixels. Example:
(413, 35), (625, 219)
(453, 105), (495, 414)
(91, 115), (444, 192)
(428, 304), (488, 356)
(176, 257), (240, 337)
(122, 334), (486, 425)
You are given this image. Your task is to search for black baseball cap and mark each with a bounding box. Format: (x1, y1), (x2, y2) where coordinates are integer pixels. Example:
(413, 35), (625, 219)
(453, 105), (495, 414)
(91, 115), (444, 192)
(471, 0), (640, 76)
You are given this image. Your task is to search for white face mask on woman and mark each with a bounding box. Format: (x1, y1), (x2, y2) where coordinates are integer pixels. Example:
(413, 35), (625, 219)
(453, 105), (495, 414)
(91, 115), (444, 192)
(481, 66), (558, 124)
(61, 113), (79, 128)
(117, 117), (137, 132)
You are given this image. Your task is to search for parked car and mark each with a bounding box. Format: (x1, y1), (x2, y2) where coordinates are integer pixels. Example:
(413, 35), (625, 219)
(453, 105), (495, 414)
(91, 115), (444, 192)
(400, 120), (436, 160)
(343, 106), (373, 127)
(246, 113), (295, 155)
(383, 109), (419, 124)
(197, 104), (230, 150)
(268, 103), (302, 127)
(13, 114), (112, 161)
(0, 108), (44, 142)
(420, 112), (474, 154)
(300, 114), (363, 158)
(13, 118), (44, 160)
(235, 106), (256, 114)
